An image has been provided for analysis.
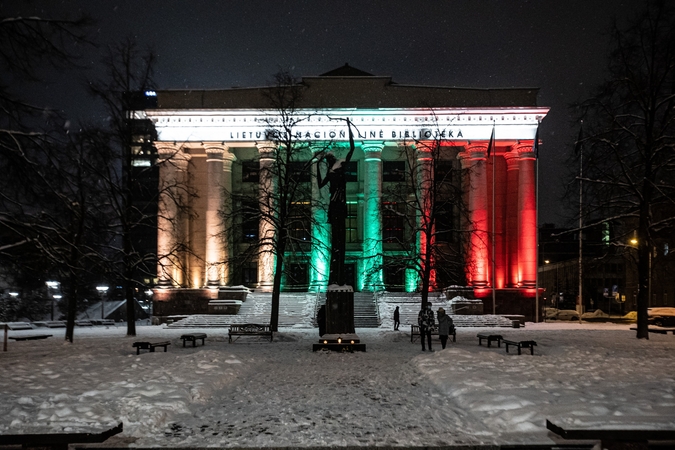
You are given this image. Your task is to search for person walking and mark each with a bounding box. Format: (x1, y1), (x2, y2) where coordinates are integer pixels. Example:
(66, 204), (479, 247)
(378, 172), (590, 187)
(417, 302), (435, 351)
(393, 306), (400, 331)
(437, 307), (454, 349)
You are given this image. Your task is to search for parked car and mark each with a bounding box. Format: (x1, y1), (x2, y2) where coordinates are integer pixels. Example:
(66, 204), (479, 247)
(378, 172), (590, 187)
(648, 307), (675, 327)
(555, 309), (580, 321)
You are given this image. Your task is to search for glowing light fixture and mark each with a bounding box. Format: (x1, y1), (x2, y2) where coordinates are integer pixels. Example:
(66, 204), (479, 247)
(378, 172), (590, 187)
(9, 292), (19, 297)
(323, 340), (328, 344)
(337, 338), (342, 344)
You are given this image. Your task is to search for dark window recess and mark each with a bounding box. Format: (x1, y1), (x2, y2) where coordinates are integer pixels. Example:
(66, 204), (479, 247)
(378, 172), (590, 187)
(344, 263), (356, 289)
(344, 161), (358, 182)
(241, 201), (259, 242)
(242, 262), (258, 286)
(383, 201), (405, 243)
(434, 203), (453, 243)
(346, 202), (358, 243)
(289, 162), (311, 182)
(384, 260), (406, 292)
(383, 161), (405, 182)
(242, 161), (260, 183)
(289, 202), (311, 241)
(287, 263), (308, 287)
(434, 160), (454, 184)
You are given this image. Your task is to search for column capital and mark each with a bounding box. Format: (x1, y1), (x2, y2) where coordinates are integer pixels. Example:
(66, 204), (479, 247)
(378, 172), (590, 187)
(511, 143), (536, 159)
(362, 141), (384, 160)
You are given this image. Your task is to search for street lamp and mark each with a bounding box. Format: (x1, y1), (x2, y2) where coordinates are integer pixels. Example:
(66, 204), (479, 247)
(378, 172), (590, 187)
(46, 281), (60, 320)
(96, 285), (109, 320)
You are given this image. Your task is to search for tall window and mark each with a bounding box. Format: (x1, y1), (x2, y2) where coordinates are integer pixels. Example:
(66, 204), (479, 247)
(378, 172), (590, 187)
(383, 161), (405, 182)
(289, 201), (311, 241)
(344, 161), (358, 182)
(287, 263), (308, 289)
(242, 262), (258, 287)
(289, 162), (311, 182)
(383, 201), (405, 243)
(241, 201), (259, 242)
(346, 202), (358, 243)
(242, 161), (259, 183)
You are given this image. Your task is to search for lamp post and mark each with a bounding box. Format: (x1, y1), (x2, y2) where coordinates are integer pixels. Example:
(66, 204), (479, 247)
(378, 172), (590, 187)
(96, 285), (109, 320)
(46, 281), (60, 321)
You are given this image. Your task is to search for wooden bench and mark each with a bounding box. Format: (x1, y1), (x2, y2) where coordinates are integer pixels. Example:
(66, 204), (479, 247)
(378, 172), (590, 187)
(547, 419), (675, 450)
(630, 326), (675, 335)
(410, 325), (456, 343)
(132, 341), (171, 354)
(181, 333), (207, 347)
(9, 334), (53, 341)
(477, 333), (503, 347)
(228, 324), (273, 343)
(503, 339), (537, 355)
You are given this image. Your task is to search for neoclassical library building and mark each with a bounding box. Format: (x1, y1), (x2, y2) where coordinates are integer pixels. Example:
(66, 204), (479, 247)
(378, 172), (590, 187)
(135, 65), (548, 316)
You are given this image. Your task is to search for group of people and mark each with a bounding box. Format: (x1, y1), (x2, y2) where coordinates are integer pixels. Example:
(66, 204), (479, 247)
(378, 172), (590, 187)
(393, 303), (455, 351)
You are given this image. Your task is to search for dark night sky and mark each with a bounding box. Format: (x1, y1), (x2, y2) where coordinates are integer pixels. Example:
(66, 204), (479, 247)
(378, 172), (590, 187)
(10, 0), (643, 224)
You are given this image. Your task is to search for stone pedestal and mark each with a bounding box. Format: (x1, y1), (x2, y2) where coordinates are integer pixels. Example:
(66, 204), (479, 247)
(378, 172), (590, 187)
(314, 285), (365, 352)
(325, 286), (355, 334)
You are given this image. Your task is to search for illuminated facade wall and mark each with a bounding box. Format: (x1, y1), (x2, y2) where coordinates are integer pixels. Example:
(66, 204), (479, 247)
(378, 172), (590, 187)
(139, 70), (549, 300)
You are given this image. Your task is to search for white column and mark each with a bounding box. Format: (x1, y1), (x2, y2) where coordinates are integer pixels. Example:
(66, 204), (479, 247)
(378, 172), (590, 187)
(257, 142), (276, 292)
(362, 142), (384, 291)
(156, 143), (190, 287)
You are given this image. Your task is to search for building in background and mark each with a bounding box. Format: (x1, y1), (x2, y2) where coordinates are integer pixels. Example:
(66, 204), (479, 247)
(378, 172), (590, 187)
(132, 66), (549, 319)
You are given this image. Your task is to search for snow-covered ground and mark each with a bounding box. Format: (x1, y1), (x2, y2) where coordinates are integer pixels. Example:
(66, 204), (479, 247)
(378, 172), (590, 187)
(1, 322), (675, 447)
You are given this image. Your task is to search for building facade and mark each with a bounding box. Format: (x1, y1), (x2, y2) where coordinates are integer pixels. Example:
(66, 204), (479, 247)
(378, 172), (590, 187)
(135, 66), (549, 316)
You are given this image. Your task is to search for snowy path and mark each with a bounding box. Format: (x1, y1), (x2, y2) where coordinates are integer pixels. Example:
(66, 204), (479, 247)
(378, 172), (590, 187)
(1, 323), (675, 447)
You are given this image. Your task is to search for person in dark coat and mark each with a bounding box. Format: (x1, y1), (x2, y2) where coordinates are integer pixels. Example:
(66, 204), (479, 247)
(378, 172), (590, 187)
(437, 307), (454, 349)
(417, 302), (435, 351)
(393, 306), (400, 330)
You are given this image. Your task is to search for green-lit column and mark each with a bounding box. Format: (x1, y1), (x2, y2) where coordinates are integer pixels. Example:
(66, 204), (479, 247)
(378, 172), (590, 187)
(362, 142), (384, 291)
(309, 147), (330, 292)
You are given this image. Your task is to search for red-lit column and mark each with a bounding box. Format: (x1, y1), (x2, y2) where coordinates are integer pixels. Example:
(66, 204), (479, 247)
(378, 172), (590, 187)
(416, 143), (436, 290)
(459, 144), (489, 287)
(504, 152), (520, 287)
(515, 144), (537, 287)
(490, 153), (507, 289)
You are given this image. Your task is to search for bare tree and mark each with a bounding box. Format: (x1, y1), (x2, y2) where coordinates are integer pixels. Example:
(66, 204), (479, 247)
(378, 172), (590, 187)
(87, 39), (161, 336)
(382, 124), (468, 308)
(569, 1), (675, 338)
(223, 71), (334, 331)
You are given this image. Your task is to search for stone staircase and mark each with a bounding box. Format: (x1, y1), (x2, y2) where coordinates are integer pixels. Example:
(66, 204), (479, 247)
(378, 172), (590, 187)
(383, 295), (517, 328)
(167, 292), (316, 328)
(167, 291), (516, 329)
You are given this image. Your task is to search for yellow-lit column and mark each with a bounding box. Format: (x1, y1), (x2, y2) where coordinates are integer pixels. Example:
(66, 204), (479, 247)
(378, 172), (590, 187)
(362, 142), (384, 291)
(156, 143), (191, 287)
(257, 142), (276, 292)
(204, 145), (236, 287)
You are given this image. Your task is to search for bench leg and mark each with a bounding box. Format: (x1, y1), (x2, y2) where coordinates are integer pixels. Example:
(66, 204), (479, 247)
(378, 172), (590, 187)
(150, 347), (155, 353)
(164, 345), (168, 352)
(193, 339), (196, 347)
(517, 345), (522, 355)
(183, 340), (186, 347)
(137, 347), (141, 355)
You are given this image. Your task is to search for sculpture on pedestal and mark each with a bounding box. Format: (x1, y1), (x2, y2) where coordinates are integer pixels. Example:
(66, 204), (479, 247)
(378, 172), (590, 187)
(316, 121), (356, 286)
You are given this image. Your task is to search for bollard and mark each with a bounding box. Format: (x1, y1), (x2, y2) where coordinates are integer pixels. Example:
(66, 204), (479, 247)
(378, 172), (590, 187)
(3, 323), (7, 351)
